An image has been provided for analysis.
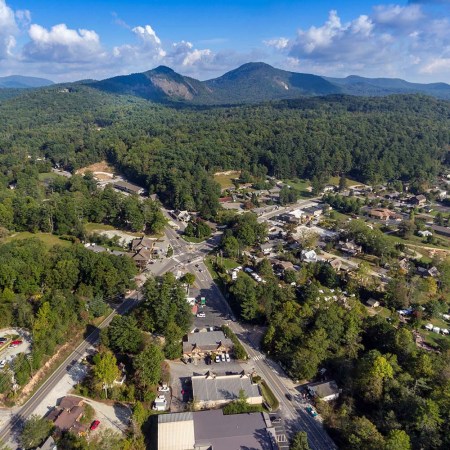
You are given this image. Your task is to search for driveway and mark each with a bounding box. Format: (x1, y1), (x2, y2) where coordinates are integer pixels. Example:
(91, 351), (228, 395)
(0, 328), (32, 363)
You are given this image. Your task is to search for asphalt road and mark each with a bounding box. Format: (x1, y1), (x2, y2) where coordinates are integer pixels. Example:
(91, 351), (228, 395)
(0, 293), (141, 445)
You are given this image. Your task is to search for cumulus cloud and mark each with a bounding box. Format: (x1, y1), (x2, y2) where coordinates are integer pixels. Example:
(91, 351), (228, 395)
(23, 23), (103, 63)
(265, 4), (450, 82)
(0, 0), (18, 59)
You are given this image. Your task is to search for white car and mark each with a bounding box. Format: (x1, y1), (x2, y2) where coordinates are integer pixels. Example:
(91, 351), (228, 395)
(225, 353), (231, 362)
(215, 355), (221, 363)
(196, 312), (206, 318)
(158, 385), (170, 392)
(221, 353), (226, 362)
(0, 360), (6, 369)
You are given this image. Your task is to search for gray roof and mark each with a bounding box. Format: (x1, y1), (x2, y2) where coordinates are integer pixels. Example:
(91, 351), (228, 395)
(192, 373), (261, 402)
(308, 380), (340, 399)
(194, 409), (275, 450)
(158, 412), (193, 424)
(184, 331), (232, 353)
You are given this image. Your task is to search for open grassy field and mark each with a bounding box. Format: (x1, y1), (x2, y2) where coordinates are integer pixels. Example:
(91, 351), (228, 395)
(214, 171), (240, 190)
(3, 232), (72, 248)
(84, 222), (117, 233)
(38, 172), (63, 182)
(283, 178), (313, 198)
(328, 176), (362, 187)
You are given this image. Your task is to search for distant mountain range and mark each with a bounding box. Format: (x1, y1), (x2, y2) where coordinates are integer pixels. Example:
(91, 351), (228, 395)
(3, 63), (450, 103)
(0, 75), (54, 89)
(89, 62), (450, 104)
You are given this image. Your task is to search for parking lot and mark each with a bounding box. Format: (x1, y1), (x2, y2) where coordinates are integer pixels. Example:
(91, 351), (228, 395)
(0, 328), (32, 366)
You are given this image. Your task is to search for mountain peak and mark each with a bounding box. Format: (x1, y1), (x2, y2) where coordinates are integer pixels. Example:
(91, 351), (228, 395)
(148, 65), (177, 75)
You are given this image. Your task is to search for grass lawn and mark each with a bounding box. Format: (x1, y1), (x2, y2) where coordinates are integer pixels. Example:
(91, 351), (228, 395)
(259, 380), (280, 411)
(38, 172), (63, 182)
(328, 176), (361, 187)
(214, 171), (240, 190)
(3, 232), (72, 248)
(283, 178), (313, 198)
(84, 222), (117, 233)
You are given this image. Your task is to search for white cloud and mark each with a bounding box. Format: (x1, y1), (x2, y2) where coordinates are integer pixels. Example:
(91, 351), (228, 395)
(23, 23), (103, 63)
(265, 4), (450, 82)
(0, 0), (18, 59)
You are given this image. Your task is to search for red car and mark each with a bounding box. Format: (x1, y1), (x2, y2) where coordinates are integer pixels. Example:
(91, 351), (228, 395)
(9, 340), (22, 347)
(90, 420), (100, 431)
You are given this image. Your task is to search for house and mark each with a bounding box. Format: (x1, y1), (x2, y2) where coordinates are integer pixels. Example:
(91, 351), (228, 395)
(260, 242), (274, 255)
(182, 330), (233, 358)
(339, 240), (362, 256)
(366, 299), (380, 308)
(417, 266), (440, 278)
(131, 236), (154, 251)
(219, 196), (233, 203)
(307, 380), (341, 402)
(37, 437), (57, 450)
(132, 248), (152, 269)
(272, 259), (295, 273)
(47, 396), (88, 435)
(303, 205), (324, 218)
(113, 180), (145, 195)
(157, 410), (276, 450)
(368, 208), (399, 221)
(432, 225), (450, 238)
(172, 210), (191, 222)
(301, 249), (317, 263)
(410, 194), (427, 206)
(329, 259), (342, 272)
(191, 371), (263, 409)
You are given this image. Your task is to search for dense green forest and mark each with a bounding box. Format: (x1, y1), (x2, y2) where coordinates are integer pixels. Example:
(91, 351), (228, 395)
(0, 86), (449, 213)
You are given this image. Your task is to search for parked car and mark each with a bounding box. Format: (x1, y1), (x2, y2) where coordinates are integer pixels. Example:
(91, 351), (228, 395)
(270, 416), (282, 424)
(158, 384), (170, 392)
(285, 393), (293, 401)
(215, 355), (221, 363)
(196, 312), (206, 318)
(225, 353), (231, 362)
(0, 360), (6, 369)
(0, 337), (7, 343)
(306, 406), (318, 417)
(221, 353), (226, 362)
(9, 340), (22, 348)
(90, 420), (100, 431)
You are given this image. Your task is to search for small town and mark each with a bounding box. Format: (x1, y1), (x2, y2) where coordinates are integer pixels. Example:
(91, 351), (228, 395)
(2, 2), (450, 448)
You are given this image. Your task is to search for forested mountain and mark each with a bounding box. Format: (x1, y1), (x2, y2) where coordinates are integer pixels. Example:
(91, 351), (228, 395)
(0, 85), (449, 213)
(89, 62), (450, 104)
(326, 75), (450, 99)
(0, 75), (53, 89)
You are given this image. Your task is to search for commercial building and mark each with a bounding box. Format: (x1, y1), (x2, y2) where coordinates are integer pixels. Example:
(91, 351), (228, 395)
(157, 409), (276, 450)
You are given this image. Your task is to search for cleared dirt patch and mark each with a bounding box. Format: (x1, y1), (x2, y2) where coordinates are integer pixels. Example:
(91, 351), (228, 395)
(76, 161), (115, 180)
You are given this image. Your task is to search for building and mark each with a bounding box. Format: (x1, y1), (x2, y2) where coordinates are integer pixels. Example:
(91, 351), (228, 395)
(131, 236), (154, 251)
(132, 248), (152, 269)
(157, 409), (276, 450)
(303, 205), (324, 218)
(260, 242), (274, 255)
(47, 396), (88, 435)
(192, 371), (263, 409)
(366, 299), (380, 308)
(432, 225), (450, 238)
(37, 437), (57, 450)
(368, 208), (399, 221)
(301, 249), (317, 263)
(113, 180), (145, 195)
(307, 380), (341, 402)
(172, 210), (192, 222)
(339, 240), (362, 256)
(411, 194), (427, 206)
(183, 330), (233, 358)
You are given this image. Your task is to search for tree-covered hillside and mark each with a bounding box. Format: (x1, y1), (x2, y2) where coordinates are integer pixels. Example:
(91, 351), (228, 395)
(0, 86), (449, 211)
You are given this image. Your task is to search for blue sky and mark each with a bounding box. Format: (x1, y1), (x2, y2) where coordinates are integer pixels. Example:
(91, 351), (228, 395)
(1, 0), (450, 82)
